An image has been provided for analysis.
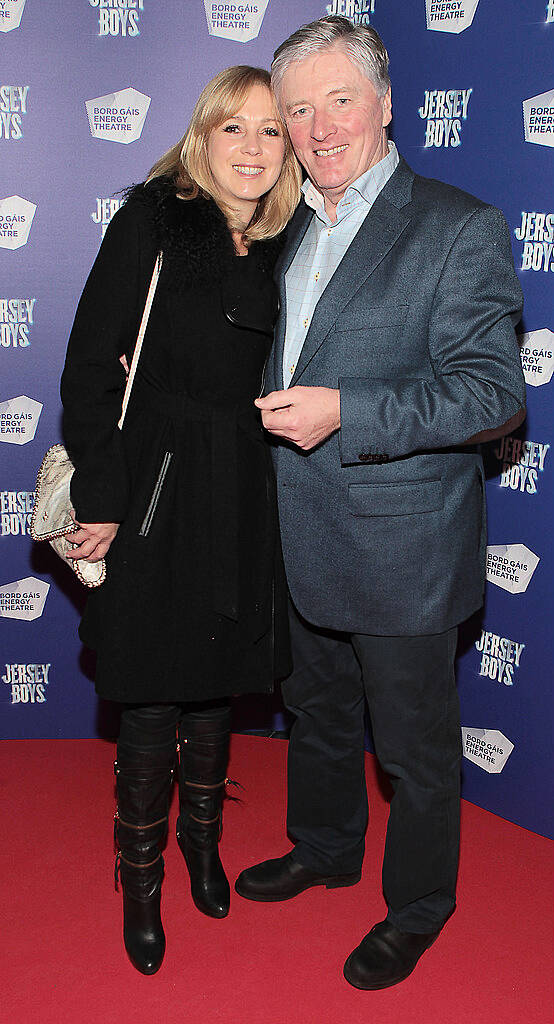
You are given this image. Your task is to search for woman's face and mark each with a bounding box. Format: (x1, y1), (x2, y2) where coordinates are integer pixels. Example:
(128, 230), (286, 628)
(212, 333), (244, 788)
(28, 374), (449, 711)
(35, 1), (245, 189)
(207, 83), (286, 222)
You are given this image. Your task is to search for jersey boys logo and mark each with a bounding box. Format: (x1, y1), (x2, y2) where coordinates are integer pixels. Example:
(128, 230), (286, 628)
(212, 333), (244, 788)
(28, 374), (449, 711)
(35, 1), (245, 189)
(0, 0), (26, 32)
(493, 435), (550, 495)
(2, 663), (50, 704)
(0, 396), (42, 445)
(419, 89), (472, 148)
(0, 196), (36, 250)
(85, 87), (150, 144)
(1, 491), (35, 536)
(461, 728), (514, 774)
(326, 0), (375, 22)
(91, 197), (123, 239)
(486, 544), (540, 595)
(426, 0), (479, 33)
(204, 1), (269, 42)
(475, 630), (525, 686)
(0, 577), (50, 621)
(0, 85), (29, 140)
(88, 0), (144, 37)
(519, 329), (554, 387)
(515, 211), (554, 273)
(0, 297), (35, 347)
(523, 89), (554, 148)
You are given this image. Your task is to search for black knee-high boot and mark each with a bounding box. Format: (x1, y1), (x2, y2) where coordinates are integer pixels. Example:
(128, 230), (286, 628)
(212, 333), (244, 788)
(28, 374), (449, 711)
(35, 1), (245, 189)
(176, 706), (231, 919)
(114, 741), (176, 974)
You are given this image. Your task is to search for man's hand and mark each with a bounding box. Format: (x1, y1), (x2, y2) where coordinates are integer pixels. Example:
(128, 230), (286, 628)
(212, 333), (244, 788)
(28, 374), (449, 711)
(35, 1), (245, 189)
(255, 386), (340, 451)
(66, 517), (119, 562)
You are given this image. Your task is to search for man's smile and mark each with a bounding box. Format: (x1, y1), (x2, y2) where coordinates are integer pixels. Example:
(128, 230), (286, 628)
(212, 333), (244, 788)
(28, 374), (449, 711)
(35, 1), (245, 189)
(314, 144), (349, 157)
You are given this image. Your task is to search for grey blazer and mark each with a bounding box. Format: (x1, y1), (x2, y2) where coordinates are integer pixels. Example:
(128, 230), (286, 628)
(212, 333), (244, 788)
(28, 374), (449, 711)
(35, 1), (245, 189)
(266, 157), (525, 636)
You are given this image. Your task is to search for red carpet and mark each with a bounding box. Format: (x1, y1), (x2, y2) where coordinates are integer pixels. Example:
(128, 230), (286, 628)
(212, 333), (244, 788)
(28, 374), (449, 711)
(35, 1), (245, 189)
(1, 735), (552, 1024)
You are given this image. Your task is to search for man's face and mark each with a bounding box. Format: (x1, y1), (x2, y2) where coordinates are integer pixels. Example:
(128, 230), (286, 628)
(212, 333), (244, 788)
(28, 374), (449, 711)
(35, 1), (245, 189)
(280, 46), (392, 213)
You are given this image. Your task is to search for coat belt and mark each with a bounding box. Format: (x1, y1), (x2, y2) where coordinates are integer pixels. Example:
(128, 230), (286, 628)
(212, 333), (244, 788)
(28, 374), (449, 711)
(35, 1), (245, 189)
(131, 378), (264, 622)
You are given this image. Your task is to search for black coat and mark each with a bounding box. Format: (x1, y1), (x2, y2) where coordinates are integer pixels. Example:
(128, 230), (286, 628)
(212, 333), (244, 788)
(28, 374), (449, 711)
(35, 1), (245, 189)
(61, 182), (291, 702)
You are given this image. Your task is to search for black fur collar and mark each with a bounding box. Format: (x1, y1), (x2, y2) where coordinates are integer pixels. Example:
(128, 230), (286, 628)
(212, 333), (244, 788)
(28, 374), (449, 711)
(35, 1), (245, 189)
(125, 178), (284, 287)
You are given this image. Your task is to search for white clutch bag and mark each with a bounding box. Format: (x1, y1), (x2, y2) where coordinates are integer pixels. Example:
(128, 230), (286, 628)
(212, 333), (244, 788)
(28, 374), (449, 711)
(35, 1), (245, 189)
(30, 252), (162, 588)
(30, 443), (107, 587)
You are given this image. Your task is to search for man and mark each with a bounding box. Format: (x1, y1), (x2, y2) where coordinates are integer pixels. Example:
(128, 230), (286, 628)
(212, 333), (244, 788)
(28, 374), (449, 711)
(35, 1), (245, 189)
(235, 16), (526, 990)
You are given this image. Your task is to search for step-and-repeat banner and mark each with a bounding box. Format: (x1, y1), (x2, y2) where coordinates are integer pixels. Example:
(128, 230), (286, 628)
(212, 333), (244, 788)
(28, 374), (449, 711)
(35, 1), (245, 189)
(1, 1), (552, 838)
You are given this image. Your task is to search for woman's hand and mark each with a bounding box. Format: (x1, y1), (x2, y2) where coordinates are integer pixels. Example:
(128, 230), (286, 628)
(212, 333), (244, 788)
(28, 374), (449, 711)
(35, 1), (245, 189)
(66, 517), (119, 562)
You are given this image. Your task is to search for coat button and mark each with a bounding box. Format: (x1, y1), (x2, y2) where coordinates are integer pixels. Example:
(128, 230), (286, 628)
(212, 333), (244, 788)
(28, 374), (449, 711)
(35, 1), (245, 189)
(359, 452), (390, 463)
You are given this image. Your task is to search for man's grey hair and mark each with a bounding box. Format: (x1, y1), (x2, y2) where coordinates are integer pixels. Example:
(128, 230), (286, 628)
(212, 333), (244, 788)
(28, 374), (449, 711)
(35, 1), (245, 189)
(271, 15), (390, 108)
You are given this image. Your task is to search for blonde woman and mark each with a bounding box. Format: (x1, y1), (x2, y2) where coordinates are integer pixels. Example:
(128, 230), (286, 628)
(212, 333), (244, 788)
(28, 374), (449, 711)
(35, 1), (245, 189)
(60, 66), (301, 975)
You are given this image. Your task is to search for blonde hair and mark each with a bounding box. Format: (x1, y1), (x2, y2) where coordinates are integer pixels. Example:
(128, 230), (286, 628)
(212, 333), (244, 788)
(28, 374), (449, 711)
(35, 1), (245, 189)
(147, 66), (301, 243)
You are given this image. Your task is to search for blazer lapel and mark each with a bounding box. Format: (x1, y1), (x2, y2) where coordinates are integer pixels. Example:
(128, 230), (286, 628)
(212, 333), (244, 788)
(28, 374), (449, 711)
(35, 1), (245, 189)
(275, 202), (313, 281)
(290, 159), (414, 387)
(272, 203), (313, 392)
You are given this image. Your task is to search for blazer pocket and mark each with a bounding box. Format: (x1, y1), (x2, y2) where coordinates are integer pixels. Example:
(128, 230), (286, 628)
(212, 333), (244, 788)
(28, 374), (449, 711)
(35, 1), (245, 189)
(336, 304), (409, 333)
(348, 479), (443, 517)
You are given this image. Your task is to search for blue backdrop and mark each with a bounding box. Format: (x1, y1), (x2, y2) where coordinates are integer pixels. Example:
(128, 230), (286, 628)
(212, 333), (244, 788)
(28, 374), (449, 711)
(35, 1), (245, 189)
(1, 0), (552, 838)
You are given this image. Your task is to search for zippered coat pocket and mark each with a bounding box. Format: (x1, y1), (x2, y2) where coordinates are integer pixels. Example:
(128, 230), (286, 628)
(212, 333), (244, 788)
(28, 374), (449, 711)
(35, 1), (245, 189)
(139, 451), (173, 537)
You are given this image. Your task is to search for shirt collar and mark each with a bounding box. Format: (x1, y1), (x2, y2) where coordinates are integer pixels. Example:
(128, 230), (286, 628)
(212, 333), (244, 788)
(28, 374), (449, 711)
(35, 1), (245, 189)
(302, 141), (399, 221)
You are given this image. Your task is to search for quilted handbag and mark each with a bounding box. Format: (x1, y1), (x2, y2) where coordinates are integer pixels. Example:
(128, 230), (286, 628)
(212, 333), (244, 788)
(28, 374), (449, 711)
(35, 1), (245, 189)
(30, 252), (162, 587)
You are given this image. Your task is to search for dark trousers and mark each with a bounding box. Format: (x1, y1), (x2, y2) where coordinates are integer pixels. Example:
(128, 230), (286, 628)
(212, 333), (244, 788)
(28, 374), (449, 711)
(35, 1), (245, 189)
(282, 601), (461, 933)
(119, 699), (230, 752)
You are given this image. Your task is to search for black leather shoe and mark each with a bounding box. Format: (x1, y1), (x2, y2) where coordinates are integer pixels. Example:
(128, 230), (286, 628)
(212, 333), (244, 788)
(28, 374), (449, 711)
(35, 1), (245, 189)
(343, 919), (441, 990)
(235, 851), (361, 902)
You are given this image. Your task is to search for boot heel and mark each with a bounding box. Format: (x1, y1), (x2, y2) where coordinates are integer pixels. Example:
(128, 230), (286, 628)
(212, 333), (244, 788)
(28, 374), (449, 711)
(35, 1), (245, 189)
(325, 870), (362, 889)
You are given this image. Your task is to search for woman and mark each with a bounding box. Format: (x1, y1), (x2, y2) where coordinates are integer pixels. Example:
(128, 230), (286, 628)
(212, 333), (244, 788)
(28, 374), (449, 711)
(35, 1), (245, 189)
(60, 66), (301, 975)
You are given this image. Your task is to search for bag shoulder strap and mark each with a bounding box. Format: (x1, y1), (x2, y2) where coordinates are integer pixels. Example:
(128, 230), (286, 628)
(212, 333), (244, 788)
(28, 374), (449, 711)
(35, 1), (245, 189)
(118, 251), (163, 430)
